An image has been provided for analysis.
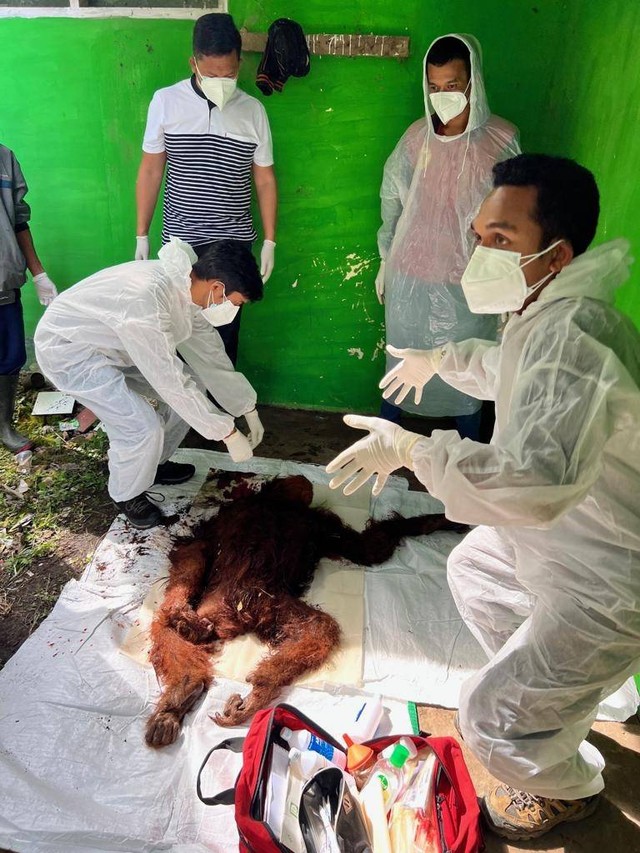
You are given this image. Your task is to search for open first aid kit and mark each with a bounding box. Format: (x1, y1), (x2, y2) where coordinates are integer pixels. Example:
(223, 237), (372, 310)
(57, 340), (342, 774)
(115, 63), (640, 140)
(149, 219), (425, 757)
(197, 703), (482, 853)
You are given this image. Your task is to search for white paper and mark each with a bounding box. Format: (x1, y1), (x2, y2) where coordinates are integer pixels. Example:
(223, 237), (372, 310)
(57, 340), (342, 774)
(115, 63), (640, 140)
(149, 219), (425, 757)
(31, 391), (75, 415)
(265, 742), (289, 840)
(280, 762), (308, 853)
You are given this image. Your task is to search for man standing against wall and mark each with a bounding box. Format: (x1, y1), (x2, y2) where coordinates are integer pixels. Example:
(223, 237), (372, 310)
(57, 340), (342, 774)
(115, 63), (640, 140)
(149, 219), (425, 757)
(375, 34), (520, 439)
(135, 13), (277, 365)
(0, 143), (57, 453)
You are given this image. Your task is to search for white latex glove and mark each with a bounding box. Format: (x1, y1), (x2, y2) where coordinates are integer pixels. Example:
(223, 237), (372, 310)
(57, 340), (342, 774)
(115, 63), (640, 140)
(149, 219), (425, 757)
(379, 344), (447, 406)
(374, 260), (386, 305)
(135, 235), (150, 261)
(260, 239), (276, 282)
(326, 415), (422, 496)
(244, 408), (264, 449)
(223, 429), (253, 462)
(32, 272), (58, 307)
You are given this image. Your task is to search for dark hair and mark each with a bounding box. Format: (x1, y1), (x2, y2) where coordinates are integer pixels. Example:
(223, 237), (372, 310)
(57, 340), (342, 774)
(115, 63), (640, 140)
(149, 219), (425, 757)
(193, 241), (263, 302)
(193, 13), (241, 59)
(492, 154), (600, 256)
(426, 36), (471, 79)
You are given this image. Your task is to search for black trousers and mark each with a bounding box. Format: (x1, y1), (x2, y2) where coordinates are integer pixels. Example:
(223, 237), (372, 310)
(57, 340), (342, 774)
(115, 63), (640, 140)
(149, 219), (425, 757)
(192, 239), (253, 366)
(0, 289), (27, 375)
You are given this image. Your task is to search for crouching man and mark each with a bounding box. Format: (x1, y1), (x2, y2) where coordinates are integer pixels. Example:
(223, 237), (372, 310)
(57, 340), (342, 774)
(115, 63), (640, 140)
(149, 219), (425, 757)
(35, 238), (264, 529)
(327, 154), (640, 840)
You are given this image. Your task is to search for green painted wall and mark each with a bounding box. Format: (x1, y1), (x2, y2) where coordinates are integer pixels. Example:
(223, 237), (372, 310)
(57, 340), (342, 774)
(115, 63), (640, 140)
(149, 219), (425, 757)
(2, 1), (639, 412)
(521, 0), (640, 320)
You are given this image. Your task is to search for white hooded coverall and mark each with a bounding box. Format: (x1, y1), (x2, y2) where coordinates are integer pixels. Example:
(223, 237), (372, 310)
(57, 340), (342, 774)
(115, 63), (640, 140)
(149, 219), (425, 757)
(34, 240), (257, 502)
(379, 33), (521, 418)
(409, 240), (640, 799)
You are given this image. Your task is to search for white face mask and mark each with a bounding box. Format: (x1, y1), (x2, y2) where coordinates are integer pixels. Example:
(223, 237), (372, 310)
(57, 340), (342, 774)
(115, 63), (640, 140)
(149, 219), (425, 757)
(195, 61), (237, 110)
(429, 81), (470, 125)
(201, 287), (240, 327)
(461, 240), (564, 314)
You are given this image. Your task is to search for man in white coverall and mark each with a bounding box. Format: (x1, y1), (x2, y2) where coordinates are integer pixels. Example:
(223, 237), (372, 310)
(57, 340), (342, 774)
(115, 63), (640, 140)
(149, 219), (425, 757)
(34, 239), (265, 530)
(327, 154), (640, 840)
(376, 34), (520, 439)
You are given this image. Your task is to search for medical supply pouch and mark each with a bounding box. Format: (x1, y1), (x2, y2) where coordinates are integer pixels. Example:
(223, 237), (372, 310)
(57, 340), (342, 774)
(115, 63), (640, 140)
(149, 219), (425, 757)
(196, 704), (481, 853)
(363, 733), (483, 853)
(196, 703), (349, 852)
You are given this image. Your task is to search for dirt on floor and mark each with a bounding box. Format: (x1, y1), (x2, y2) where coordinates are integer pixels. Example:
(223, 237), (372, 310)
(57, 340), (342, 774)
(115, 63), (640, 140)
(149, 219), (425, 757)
(0, 523), (111, 666)
(418, 706), (640, 853)
(0, 378), (116, 665)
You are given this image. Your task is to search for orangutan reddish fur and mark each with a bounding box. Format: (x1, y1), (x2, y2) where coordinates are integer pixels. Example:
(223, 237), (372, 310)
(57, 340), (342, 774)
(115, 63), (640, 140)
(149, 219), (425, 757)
(145, 474), (464, 747)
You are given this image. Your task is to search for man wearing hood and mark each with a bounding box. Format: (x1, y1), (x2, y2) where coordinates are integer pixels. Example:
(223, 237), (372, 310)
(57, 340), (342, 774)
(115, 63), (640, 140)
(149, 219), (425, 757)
(376, 34), (520, 439)
(328, 154), (640, 840)
(34, 239), (265, 530)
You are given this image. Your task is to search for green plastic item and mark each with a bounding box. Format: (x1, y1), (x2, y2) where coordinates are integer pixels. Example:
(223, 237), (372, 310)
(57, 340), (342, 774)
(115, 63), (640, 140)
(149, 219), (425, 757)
(388, 742), (411, 769)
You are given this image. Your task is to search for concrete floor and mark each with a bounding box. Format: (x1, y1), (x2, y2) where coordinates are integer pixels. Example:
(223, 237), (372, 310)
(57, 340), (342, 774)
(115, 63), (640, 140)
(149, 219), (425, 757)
(186, 405), (640, 851)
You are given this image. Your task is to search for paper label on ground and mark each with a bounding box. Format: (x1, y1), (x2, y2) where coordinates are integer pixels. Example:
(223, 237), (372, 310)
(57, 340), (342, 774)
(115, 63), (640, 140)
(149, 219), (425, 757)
(31, 391), (75, 415)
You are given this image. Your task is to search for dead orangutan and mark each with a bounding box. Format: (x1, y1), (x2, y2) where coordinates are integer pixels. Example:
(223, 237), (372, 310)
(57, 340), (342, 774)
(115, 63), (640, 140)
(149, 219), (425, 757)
(145, 473), (464, 747)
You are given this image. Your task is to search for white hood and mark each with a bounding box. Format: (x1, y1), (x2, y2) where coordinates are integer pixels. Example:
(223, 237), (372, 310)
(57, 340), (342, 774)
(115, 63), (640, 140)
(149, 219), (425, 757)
(539, 239), (633, 306)
(158, 237), (197, 290)
(423, 33), (491, 142)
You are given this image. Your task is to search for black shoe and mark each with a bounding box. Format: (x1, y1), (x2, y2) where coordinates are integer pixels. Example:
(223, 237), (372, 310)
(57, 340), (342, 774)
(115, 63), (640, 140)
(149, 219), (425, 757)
(154, 461), (196, 485)
(114, 493), (163, 529)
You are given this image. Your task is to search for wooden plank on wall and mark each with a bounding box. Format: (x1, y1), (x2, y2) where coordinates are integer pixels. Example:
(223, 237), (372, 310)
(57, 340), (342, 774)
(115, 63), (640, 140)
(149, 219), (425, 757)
(240, 28), (410, 59)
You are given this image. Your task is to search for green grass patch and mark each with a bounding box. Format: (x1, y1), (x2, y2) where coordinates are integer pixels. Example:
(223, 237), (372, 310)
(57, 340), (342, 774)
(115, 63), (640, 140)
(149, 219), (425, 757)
(0, 385), (110, 581)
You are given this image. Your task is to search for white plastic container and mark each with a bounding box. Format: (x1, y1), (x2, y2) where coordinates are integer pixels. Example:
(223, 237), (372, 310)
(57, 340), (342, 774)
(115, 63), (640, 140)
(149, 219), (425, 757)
(280, 748), (310, 853)
(344, 694), (384, 744)
(280, 726), (347, 770)
(287, 747), (333, 778)
(360, 774), (392, 853)
(359, 741), (412, 816)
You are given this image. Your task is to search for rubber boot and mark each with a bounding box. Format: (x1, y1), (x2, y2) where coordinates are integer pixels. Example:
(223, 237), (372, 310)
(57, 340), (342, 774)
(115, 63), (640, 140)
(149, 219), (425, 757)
(0, 373), (32, 452)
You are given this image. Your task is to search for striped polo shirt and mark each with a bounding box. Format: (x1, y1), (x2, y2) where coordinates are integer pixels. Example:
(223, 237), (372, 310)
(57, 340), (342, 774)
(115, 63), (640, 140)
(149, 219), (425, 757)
(142, 77), (273, 246)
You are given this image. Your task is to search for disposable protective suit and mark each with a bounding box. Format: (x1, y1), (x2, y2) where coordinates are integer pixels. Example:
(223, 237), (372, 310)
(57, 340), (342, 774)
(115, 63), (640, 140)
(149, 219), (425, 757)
(410, 239), (640, 798)
(378, 34), (520, 417)
(34, 240), (257, 502)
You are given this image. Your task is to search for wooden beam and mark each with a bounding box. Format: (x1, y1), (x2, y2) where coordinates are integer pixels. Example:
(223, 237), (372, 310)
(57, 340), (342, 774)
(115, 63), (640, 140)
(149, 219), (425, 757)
(240, 28), (409, 59)
(0, 7), (211, 19)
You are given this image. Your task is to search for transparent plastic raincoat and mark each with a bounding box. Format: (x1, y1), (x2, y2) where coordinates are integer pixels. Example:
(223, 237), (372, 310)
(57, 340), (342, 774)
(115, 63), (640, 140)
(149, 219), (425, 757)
(410, 240), (640, 798)
(34, 239), (257, 502)
(378, 33), (520, 417)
